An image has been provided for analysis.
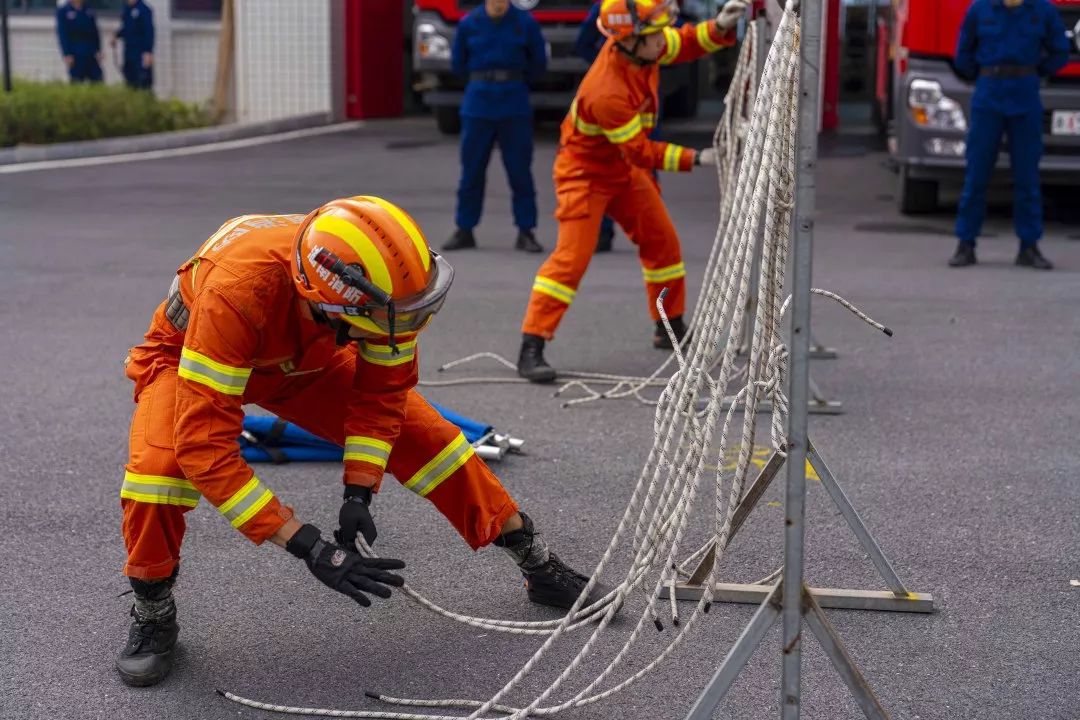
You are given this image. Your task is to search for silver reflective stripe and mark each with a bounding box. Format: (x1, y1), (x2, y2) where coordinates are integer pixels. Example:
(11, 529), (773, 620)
(120, 472), (201, 507)
(165, 275), (189, 331)
(218, 476), (274, 528)
(344, 436), (391, 468)
(403, 433), (474, 498)
(177, 348), (251, 396)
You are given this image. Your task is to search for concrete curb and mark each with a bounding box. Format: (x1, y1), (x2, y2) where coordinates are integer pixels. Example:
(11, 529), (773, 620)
(0, 112), (334, 166)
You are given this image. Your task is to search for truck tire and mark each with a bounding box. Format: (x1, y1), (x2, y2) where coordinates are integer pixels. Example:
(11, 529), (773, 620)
(898, 166), (939, 215)
(435, 106), (461, 135)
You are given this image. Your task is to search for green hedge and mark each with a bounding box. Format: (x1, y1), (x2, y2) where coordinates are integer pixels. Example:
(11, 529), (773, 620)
(0, 80), (213, 147)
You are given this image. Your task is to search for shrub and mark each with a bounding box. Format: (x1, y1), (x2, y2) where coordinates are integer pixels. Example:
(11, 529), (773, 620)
(0, 79), (212, 147)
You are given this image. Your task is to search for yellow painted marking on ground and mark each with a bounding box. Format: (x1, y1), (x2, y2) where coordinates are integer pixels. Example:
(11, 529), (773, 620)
(703, 445), (819, 481)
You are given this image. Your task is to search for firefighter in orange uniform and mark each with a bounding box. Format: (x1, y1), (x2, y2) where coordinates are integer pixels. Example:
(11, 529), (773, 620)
(516, 0), (747, 383)
(116, 197), (607, 687)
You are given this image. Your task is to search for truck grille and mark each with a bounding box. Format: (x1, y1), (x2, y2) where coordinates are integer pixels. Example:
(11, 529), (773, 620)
(458, 0), (594, 9)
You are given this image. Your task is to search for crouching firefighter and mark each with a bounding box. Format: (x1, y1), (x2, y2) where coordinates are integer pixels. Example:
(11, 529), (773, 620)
(116, 196), (609, 687)
(516, 0), (748, 383)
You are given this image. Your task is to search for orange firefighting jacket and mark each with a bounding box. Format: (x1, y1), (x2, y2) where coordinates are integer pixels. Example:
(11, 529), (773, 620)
(557, 20), (735, 179)
(126, 214), (418, 544)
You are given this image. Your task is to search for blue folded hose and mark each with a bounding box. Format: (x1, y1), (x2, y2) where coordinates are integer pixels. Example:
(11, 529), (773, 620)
(239, 403), (494, 463)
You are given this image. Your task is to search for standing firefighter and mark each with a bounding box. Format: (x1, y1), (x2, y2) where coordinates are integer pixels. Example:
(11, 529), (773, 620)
(516, 0), (748, 383)
(443, 0), (548, 254)
(949, 0), (1069, 270)
(56, 0), (103, 84)
(115, 197), (607, 687)
(111, 0), (155, 90)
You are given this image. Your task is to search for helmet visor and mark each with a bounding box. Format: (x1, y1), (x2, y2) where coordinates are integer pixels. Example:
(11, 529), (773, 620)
(318, 252), (454, 335)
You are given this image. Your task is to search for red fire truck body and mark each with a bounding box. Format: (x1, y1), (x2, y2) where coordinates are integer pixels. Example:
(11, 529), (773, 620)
(876, 0), (1080, 213)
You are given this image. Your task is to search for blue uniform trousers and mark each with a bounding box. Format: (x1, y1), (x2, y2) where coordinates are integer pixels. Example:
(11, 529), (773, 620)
(123, 58), (153, 89)
(455, 114), (537, 232)
(956, 107), (1043, 248)
(69, 54), (103, 82)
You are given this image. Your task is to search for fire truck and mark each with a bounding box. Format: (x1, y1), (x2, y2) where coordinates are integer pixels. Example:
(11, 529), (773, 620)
(411, 0), (703, 134)
(874, 0), (1080, 213)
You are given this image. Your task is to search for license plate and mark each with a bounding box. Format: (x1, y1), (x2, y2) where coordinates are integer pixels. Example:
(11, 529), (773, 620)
(1051, 111), (1080, 136)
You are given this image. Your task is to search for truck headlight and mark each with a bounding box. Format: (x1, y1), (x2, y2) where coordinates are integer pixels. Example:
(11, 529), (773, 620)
(417, 23), (451, 61)
(908, 79), (967, 132)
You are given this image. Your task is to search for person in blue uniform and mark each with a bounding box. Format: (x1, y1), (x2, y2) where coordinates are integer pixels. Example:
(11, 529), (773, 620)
(111, 0), (155, 90)
(443, 0), (548, 254)
(950, 0), (1070, 270)
(56, 0), (103, 84)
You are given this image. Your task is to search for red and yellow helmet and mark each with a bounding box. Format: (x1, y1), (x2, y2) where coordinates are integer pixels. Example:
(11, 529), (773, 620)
(292, 196), (453, 339)
(597, 0), (677, 41)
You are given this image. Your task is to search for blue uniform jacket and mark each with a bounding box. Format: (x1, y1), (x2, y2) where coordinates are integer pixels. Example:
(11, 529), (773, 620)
(118, 0), (155, 59)
(955, 0), (1070, 115)
(452, 5), (547, 119)
(575, 2), (604, 64)
(56, 3), (101, 59)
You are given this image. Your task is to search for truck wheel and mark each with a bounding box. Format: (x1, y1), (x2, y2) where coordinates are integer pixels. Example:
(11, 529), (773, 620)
(434, 106), (461, 135)
(898, 166), (939, 215)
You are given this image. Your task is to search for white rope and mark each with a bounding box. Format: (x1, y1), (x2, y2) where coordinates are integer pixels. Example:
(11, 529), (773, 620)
(221, 6), (891, 717)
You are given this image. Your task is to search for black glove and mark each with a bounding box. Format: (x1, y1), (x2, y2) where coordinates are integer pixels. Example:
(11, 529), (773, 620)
(335, 485), (377, 548)
(286, 523), (405, 606)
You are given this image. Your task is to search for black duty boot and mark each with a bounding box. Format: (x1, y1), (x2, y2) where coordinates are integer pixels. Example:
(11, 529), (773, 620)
(494, 512), (614, 612)
(517, 333), (557, 384)
(948, 243), (977, 267)
(1016, 245), (1053, 270)
(115, 577), (179, 687)
(654, 315), (690, 350)
(515, 229), (544, 254)
(442, 228), (477, 251)
(595, 224), (614, 253)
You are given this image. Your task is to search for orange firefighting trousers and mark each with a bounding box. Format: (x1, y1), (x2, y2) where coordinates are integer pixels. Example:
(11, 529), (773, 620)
(521, 162), (686, 340)
(121, 349), (518, 580)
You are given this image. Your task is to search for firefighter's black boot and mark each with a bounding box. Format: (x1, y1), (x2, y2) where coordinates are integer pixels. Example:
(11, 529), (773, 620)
(1015, 245), (1053, 270)
(442, 228), (477, 251)
(515, 229), (544, 253)
(517, 333), (557, 384)
(653, 315), (689, 350)
(115, 576), (179, 687)
(495, 512), (615, 613)
(948, 243), (977, 267)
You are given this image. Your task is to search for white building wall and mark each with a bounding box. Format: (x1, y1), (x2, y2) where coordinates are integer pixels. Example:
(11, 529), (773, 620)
(6, 1), (335, 122)
(233, 0), (332, 123)
(6, 8), (219, 106)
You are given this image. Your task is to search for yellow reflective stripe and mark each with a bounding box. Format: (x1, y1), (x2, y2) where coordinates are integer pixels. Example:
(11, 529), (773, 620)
(120, 472), (201, 508)
(659, 26), (682, 64)
(403, 433), (474, 498)
(532, 276), (576, 305)
(643, 262), (686, 283)
(662, 144), (683, 172)
(696, 21), (723, 52)
(640, 112), (656, 129)
(344, 436), (392, 468)
(178, 347), (251, 396)
(570, 99), (603, 136)
(218, 475), (275, 528)
(313, 214), (393, 295)
(354, 196), (430, 273)
(359, 338), (417, 367)
(602, 115), (644, 144)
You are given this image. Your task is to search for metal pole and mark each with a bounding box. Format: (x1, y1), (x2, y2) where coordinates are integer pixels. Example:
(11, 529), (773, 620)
(1, 0), (11, 93)
(781, 0), (821, 717)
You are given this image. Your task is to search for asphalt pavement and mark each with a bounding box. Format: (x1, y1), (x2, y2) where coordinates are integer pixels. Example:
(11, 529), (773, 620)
(1, 117), (1077, 720)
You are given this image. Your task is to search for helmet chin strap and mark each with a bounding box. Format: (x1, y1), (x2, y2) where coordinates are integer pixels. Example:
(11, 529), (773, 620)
(615, 34), (655, 66)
